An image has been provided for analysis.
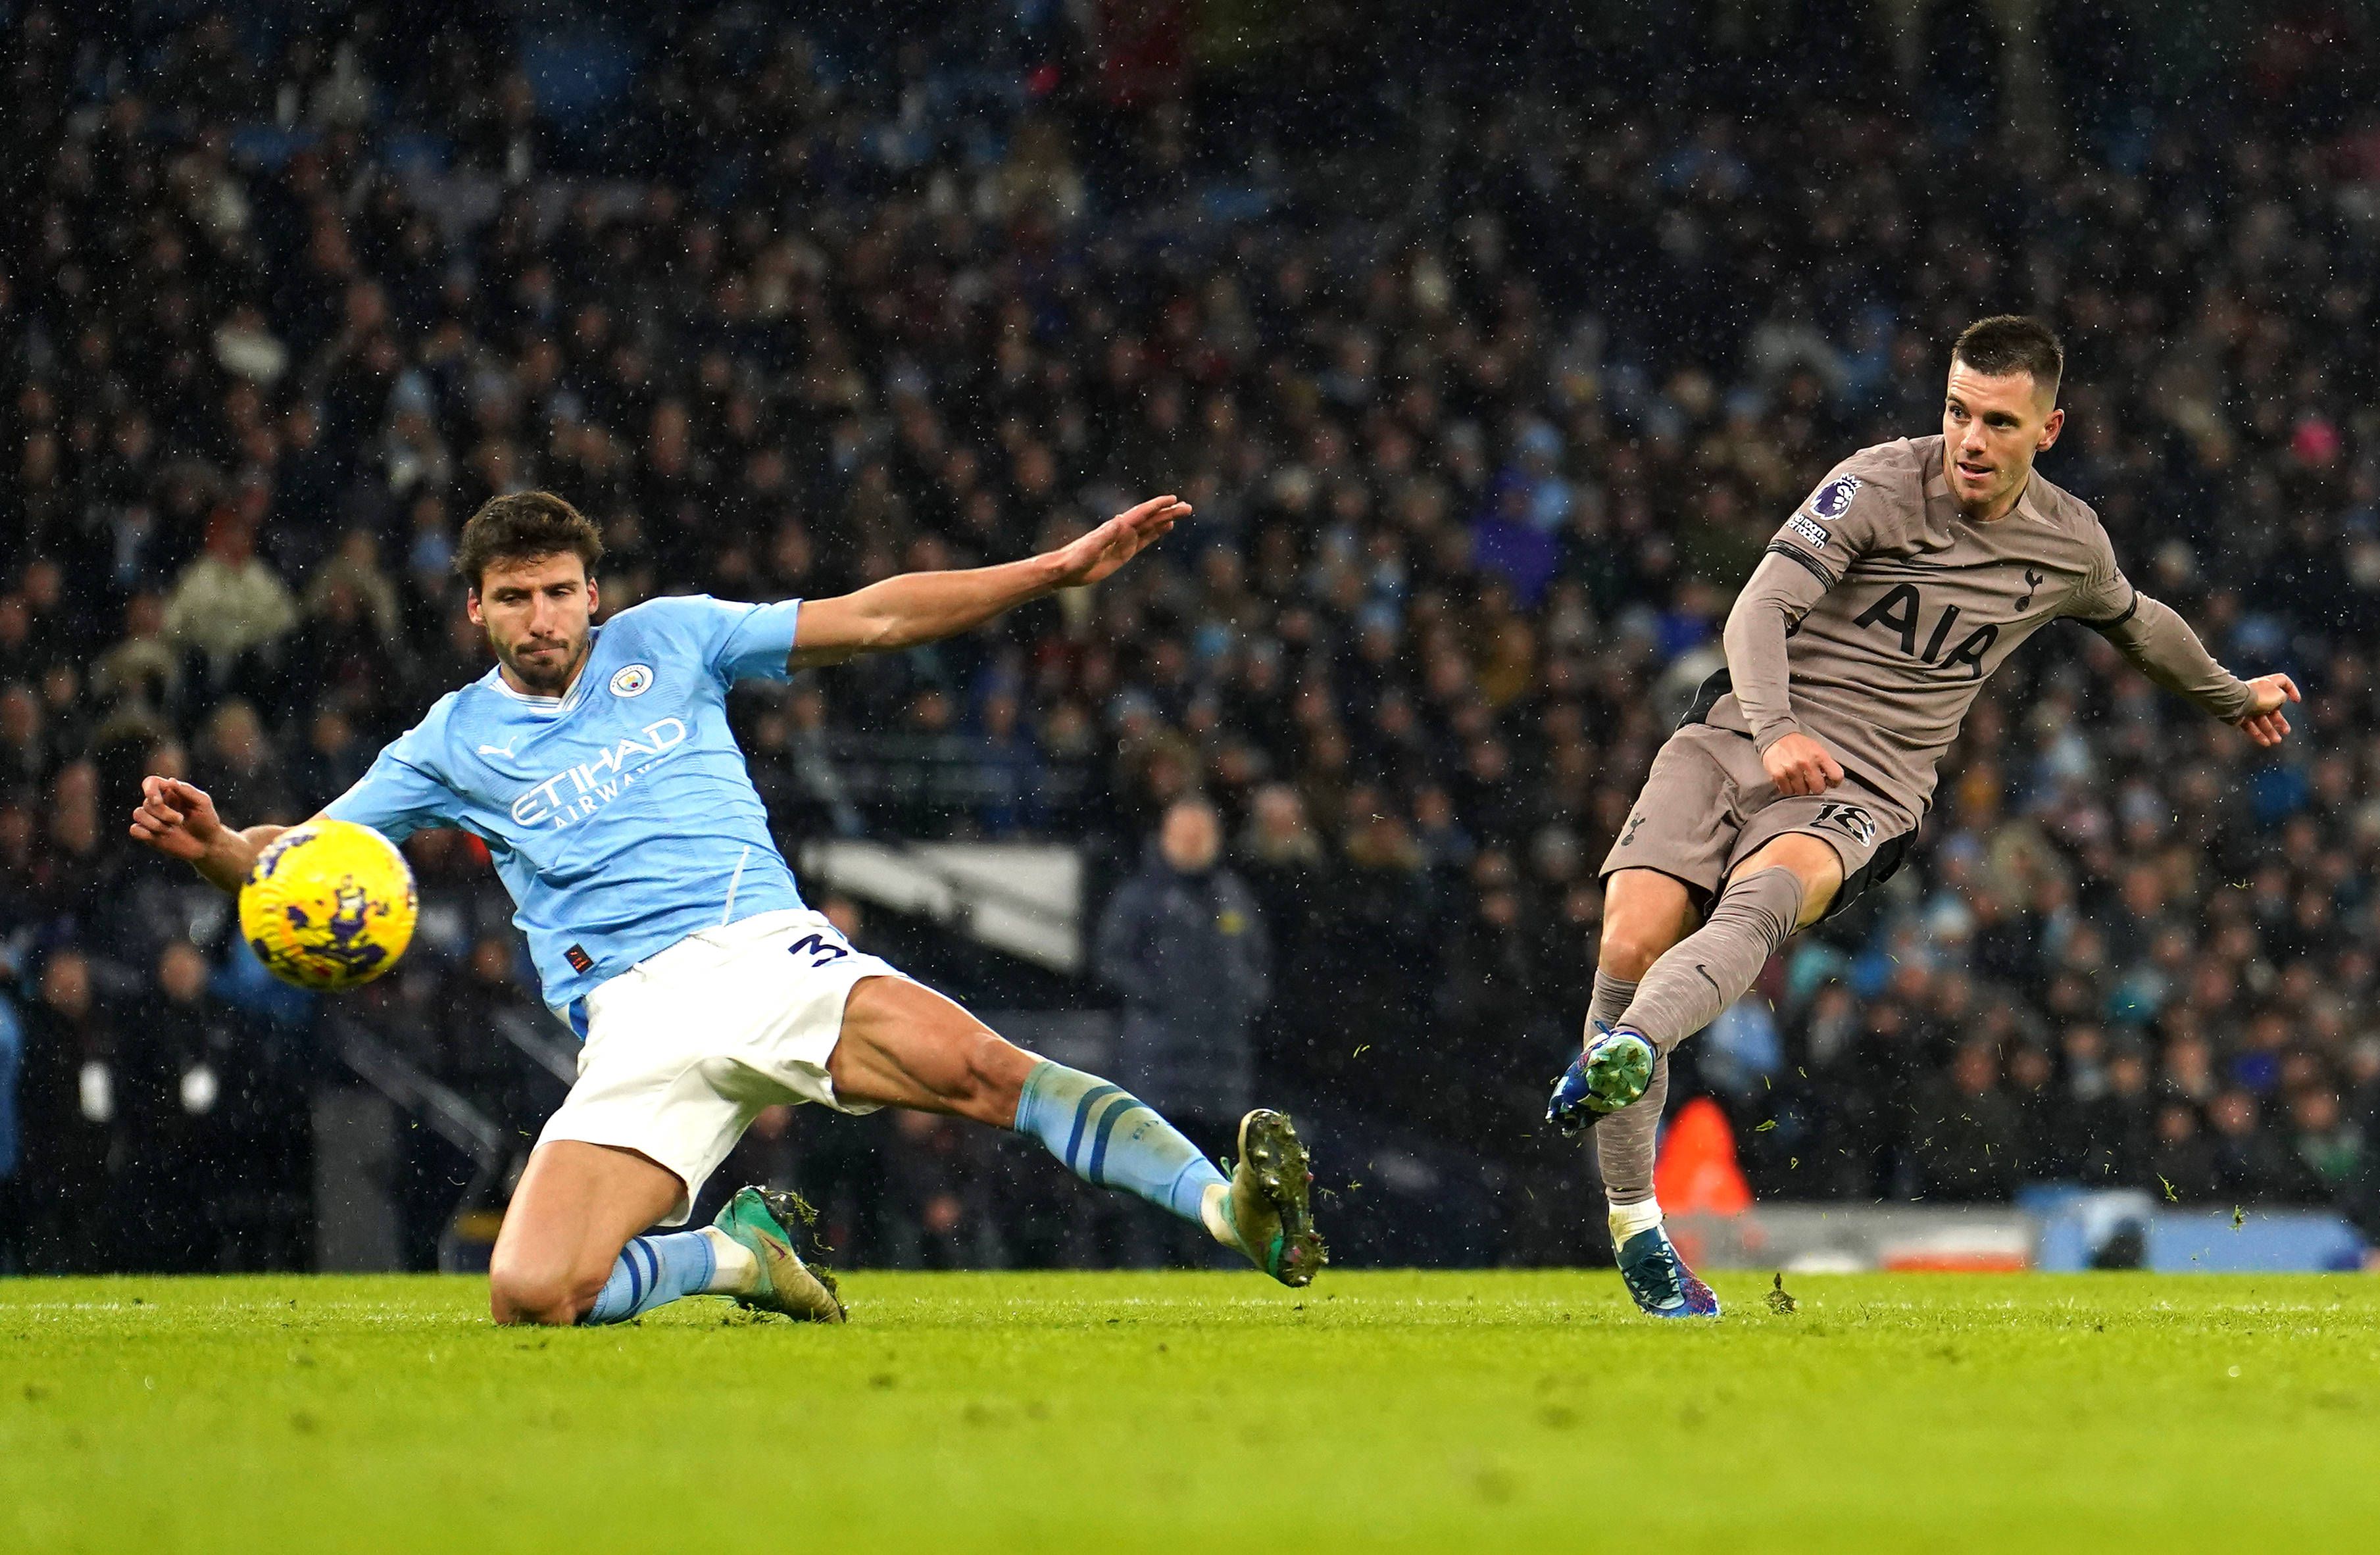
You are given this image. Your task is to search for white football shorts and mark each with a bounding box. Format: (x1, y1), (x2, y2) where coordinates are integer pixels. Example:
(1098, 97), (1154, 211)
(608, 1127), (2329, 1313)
(535, 907), (905, 1224)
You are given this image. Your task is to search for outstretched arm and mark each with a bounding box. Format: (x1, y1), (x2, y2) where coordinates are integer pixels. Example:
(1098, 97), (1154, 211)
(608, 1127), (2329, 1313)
(790, 495), (1188, 669)
(2095, 595), (2299, 747)
(129, 776), (287, 893)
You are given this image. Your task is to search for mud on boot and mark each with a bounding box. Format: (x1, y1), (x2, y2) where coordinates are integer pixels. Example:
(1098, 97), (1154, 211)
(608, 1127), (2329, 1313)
(712, 1185), (847, 1323)
(1214, 1109), (1327, 1287)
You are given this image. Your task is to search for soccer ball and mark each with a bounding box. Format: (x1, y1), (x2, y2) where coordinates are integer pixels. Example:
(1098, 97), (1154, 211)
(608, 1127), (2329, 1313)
(238, 818), (418, 991)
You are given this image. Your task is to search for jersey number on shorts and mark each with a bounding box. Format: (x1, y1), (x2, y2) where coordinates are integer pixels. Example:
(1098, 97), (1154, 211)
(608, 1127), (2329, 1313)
(787, 933), (850, 968)
(1812, 801), (1877, 847)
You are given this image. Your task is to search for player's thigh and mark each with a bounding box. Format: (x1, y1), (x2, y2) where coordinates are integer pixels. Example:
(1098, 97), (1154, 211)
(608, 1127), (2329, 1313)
(1598, 729), (1743, 970)
(1599, 868), (1704, 979)
(1730, 789), (1908, 927)
(826, 975), (1038, 1127)
(489, 1140), (683, 1320)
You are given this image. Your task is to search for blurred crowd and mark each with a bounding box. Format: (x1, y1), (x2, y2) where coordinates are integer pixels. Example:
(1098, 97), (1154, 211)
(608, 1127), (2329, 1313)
(5, 3), (2380, 1273)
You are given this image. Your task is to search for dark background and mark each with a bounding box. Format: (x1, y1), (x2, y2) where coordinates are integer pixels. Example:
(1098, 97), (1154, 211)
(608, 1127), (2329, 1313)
(2, 0), (2377, 1273)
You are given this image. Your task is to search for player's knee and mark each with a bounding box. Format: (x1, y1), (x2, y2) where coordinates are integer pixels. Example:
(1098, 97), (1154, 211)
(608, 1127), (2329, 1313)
(1598, 918), (1676, 981)
(488, 1256), (598, 1327)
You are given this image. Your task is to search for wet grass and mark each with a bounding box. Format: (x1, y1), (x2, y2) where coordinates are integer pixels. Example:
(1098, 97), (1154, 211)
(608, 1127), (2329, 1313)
(3, 1270), (2375, 1552)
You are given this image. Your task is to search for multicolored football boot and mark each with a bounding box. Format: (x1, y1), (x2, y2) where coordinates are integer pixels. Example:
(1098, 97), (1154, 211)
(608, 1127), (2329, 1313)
(712, 1186), (847, 1323)
(1546, 1022), (1656, 1135)
(1214, 1109), (1327, 1287)
(1616, 1224), (1721, 1318)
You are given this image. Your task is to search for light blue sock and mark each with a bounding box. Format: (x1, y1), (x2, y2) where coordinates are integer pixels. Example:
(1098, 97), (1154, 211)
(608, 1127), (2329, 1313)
(580, 1231), (718, 1325)
(1013, 1060), (1228, 1225)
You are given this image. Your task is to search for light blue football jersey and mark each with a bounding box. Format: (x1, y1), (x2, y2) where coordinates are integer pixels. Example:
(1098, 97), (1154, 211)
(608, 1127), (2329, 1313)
(323, 594), (807, 1024)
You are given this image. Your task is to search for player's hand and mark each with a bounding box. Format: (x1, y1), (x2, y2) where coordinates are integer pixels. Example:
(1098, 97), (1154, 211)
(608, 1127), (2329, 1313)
(2234, 673), (2300, 748)
(1762, 732), (1845, 797)
(1046, 495), (1189, 588)
(129, 776), (226, 863)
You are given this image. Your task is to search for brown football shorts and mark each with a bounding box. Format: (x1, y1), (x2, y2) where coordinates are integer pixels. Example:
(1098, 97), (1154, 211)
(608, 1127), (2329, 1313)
(1599, 724), (1916, 921)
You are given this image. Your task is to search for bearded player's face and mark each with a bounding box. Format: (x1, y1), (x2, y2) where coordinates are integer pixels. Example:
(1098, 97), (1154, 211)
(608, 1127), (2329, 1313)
(1942, 362), (2064, 522)
(469, 551), (599, 696)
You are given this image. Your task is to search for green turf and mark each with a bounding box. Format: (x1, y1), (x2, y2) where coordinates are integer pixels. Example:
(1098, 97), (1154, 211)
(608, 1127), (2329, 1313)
(3, 1270), (2376, 1553)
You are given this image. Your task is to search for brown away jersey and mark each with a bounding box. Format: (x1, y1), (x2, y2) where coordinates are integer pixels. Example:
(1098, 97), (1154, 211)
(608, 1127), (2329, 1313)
(1687, 434), (2137, 815)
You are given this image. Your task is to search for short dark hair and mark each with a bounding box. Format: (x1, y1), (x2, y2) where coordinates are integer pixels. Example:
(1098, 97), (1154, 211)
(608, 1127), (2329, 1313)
(1952, 314), (2064, 395)
(454, 491), (604, 592)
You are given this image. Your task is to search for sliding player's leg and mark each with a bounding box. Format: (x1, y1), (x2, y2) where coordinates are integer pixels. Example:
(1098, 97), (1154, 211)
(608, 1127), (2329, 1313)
(489, 1141), (689, 1325)
(827, 975), (1325, 1286)
(490, 1140), (841, 1326)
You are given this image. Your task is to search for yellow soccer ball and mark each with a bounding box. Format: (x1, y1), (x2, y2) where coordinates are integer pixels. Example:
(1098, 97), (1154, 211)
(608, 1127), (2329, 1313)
(238, 818), (419, 991)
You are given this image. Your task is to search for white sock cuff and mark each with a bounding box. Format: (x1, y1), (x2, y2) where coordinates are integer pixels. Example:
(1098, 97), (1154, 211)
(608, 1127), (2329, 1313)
(697, 1224), (760, 1295)
(1607, 1198), (1664, 1242)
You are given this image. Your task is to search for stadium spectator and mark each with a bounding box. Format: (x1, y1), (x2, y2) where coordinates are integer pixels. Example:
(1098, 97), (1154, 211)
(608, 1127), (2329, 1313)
(1097, 799), (1270, 1164)
(89, 593), (186, 730)
(16, 951), (117, 1273)
(191, 701), (299, 827)
(2207, 1089), (2329, 1206)
(1914, 1041), (2025, 1203)
(118, 941), (243, 1271)
(162, 514), (300, 692)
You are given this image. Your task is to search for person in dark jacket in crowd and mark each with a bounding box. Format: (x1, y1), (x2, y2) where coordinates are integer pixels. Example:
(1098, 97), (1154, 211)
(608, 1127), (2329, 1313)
(1912, 1041), (2025, 1203)
(2207, 1089), (2329, 1205)
(118, 940), (244, 1271)
(2077, 1033), (2161, 1187)
(18, 949), (118, 1273)
(1097, 798), (1271, 1177)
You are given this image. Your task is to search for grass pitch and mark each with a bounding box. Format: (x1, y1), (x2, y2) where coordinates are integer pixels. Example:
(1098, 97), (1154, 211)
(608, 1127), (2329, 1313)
(3, 1270), (2375, 1553)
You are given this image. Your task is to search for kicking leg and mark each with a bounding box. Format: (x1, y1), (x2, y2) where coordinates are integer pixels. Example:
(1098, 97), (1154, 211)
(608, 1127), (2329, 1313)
(1618, 833), (1839, 1054)
(828, 975), (1324, 1285)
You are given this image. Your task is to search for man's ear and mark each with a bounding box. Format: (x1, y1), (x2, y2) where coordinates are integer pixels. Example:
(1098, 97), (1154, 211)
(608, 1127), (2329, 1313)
(585, 578), (599, 617)
(465, 589), (482, 626)
(2037, 407), (2065, 454)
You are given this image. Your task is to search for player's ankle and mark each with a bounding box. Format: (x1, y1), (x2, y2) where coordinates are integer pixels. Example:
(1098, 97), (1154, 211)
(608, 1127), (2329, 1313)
(697, 1225), (761, 1295)
(1607, 1198), (1664, 1244)
(1199, 1181), (1236, 1248)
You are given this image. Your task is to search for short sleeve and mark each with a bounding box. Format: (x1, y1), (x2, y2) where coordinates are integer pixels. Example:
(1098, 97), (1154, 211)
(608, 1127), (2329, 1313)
(1766, 464), (1884, 587)
(322, 743), (458, 843)
(712, 597), (803, 683)
(649, 595), (803, 687)
(2063, 520), (2139, 628)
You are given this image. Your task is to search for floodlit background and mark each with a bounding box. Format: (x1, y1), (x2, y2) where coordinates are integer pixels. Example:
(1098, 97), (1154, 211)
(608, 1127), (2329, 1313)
(2, 1), (2377, 1275)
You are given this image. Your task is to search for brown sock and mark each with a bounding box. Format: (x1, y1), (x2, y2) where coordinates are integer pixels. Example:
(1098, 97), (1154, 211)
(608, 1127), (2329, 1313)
(1586, 971), (1660, 1204)
(1595, 1050), (1669, 1206)
(1587, 970), (1637, 1030)
(1618, 867), (1804, 1052)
